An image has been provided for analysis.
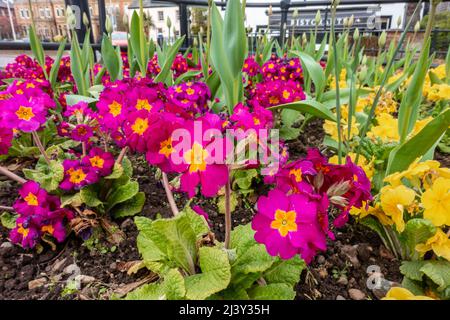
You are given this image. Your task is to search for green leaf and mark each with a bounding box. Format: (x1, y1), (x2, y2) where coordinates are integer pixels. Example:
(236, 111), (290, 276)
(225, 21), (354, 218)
(80, 184), (103, 208)
(230, 224), (257, 256)
(60, 193), (83, 208)
(263, 256), (305, 287)
(106, 180), (139, 210)
(231, 244), (274, 274)
(174, 70), (202, 85)
(101, 34), (120, 81)
(401, 218), (436, 258)
(386, 108), (450, 175)
(22, 160), (64, 192)
(420, 261), (450, 291)
(135, 216), (167, 266)
(178, 205), (209, 237)
(49, 40), (67, 87)
(129, 11), (148, 75)
(111, 192), (145, 218)
(401, 277), (425, 296)
(233, 169), (258, 191)
(291, 50), (325, 100)
(70, 32), (89, 96)
(268, 100), (336, 122)
(280, 126), (301, 141)
(154, 36), (185, 85)
(247, 283), (296, 300)
(0, 212), (17, 229)
(400, 260), (426, 281)
(397, 39), (431, 142)
(65, 94), (97, 106)
(217, 192), (238, 214)
(29, 25), (45, 71)
(184, 247), (231, 300)
(104, 163), (124, 180)
(223, 0), (247, 78)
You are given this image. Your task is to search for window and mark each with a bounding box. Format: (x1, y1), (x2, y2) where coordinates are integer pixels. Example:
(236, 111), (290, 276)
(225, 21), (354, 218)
(39, 8), (45, 18)
(20, 9), (25, 18)
(45, 8), (51, 18)
(25, 9), (30, 18)
(176, 10), (179, 21)
(158, 11), (164, 21)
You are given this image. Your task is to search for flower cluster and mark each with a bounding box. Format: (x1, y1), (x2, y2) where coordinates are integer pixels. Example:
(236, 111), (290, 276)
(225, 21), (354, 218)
(254, 149), (372, 262)
(351, 159), (450, 261)
(261, 56), (303, 81)
(10, 181), (74, 248)
(60, 147), (114, 190)
(167, 81), (211, 116)
(248, 79), (306, 108)
(171, 54), (189, 78)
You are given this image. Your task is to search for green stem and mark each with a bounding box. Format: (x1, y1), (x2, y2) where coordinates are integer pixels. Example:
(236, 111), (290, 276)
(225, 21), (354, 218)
(0, 165), (27, 184)
(224, 176), (232, 249)
(162, 172), (179, 216)
(32, 131), (51, 165)
(424, 0), (437, 41)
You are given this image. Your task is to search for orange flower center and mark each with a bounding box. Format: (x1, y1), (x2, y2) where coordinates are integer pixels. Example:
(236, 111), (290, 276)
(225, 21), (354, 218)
(90, 155), (105, 169)
(131, 118), (149, 136)
(108, 101), (122, 117)
(270, 209), (298, 237)
(289, 168), (303, 182)
(184, 142), (208, 173)
(136, 99), (152, 111)
(24, 192), (38, 206)
(69, 168), (87, 184)
(159, 138), (174, 158)
(16, 106), (35, 121)
(41, 224), (54, 234)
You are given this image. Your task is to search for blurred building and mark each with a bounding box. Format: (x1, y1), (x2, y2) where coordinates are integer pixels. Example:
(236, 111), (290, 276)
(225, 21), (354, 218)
(12, 0), (131, 42)
(128, 0), (180, 41)
(0, 2), (17, 39)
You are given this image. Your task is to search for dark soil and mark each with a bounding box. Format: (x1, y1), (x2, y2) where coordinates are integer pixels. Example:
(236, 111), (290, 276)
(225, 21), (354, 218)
(0, 120), (404, 300)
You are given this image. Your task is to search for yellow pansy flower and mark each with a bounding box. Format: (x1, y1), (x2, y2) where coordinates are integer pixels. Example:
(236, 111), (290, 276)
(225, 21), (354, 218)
(421, 177), (450, 227)
(380, 185), (416, 232)
(416, 228), (450, 261)
(383, 287), (434, 300)
(350, 202), (393, 226)
(323, 117), (359, 142)
(367, 113), (399, 143)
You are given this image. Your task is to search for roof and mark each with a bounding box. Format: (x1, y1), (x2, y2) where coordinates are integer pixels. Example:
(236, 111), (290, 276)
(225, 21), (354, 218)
(128, 0), (178, 9)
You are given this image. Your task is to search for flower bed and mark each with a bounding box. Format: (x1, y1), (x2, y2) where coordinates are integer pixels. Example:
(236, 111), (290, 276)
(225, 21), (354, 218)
(0, 0), (449, 301)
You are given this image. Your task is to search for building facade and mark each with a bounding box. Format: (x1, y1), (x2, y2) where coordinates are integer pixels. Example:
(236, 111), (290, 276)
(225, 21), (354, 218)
(0, 2), (17, 40)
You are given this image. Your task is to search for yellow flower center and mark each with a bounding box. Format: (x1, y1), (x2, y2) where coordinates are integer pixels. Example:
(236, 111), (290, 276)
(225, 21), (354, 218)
(289, 168), (303, 182)
(186, 88), (195, 95)
(184, 142), (208, 173)
(282, 90), (290, 99)
(159, 138), (174, 158)
(131, 118), (149, 135)
(175, 86), (183, 93)
(108, 101), (122, 117)
(17, 223), (29, 237)
(89, 155), (105, 169)
(268, 63), (275, 69)
(69, 168), (87, 184)
(271, 209), (298, 237)
(136, 99), (152, 111)
(24, 192), (38, 206)
(16, 89), (24, 95)
(253, 117), (261, 125)
(269, 96), (279, 104)
(26, 83), (35, 88)
(15, 106), (34, 121)
(41, 225), (54, 234)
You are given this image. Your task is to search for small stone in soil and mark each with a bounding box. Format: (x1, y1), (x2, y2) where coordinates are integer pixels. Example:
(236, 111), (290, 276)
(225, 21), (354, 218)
(341, 245), (360, 268)
(348, 288), (366, 300)
(28, 278), (47, 290)
(337, 276), (348, 286)
(51, 258), (68, 273)
(4, 279), (17, 290)
(317, 255), (326, 264)
(318, 268), (328, 279)
(336, 295), (346, 300)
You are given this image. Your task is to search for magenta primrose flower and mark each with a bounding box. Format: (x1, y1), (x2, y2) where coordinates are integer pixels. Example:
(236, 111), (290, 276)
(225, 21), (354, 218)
(60, 159), (99, 190)
(81, 147), (115, 177)
(252, 189), (325, 262)
(71, 124), (93, 142)
(0, 126), (13, 155)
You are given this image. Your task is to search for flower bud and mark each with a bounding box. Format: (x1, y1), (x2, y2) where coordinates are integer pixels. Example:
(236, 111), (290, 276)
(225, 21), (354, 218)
(353, 27), (359, 40)
(358, 65), (367, 82)
(82, 13), (89, 27)
(362, 54), (367, 65)
(414, 21), (420, 33)
(292, 9), (299, 19)
(315, 10), (321, 25)
(349, 15), (354, 27)
(268, 5), (272, 16)
(166, 16), (172, 29)
(396, 16), (402, 28)
(343, 17), (348, 28)
(331, 0), (340, 8)
(193, 37), (198, 47)
(123, 13), (129, 29)
(378, 30), (387, 47)
(105, 16), (113, 34)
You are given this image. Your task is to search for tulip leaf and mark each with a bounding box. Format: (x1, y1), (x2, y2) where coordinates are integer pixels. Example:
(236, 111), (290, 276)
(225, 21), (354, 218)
(291, 50), (325, 100)
(268, 100), (336, 122)
(29, 25), (45, 72)
(49, 39), (67, 87)
(101, 34), (120, 82)
(154, 36), (185, 85)
(386, 108), (450, 175)
(129, 11), (148, 75)
(174, 70), (202, 85)
(397, 39), (431, 142)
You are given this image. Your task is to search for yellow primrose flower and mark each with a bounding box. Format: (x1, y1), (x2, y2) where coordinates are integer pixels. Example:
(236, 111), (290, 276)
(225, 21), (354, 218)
(421, 177), (450, 227)
(380, 185), (416, 232)
(367, 113), (399, 143)
(387, 72), (405, 85)
(329, 152), (374, 179)
(426, 84), (450, 102)
(383, 287), (434, 300)
(323, 117), (359, 142)
(350, 202), (393, 226)
(329, 69), (347, 89)
(416, 228), (450, 261)
(410, 117), (433, 137)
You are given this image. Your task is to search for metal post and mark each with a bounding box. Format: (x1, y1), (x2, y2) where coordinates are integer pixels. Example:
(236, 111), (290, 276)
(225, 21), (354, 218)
(4, 0), (16, 40)
(179, 3), (188, 47)
(98, 0), (107, 41)
(279, 0), (291, 46)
